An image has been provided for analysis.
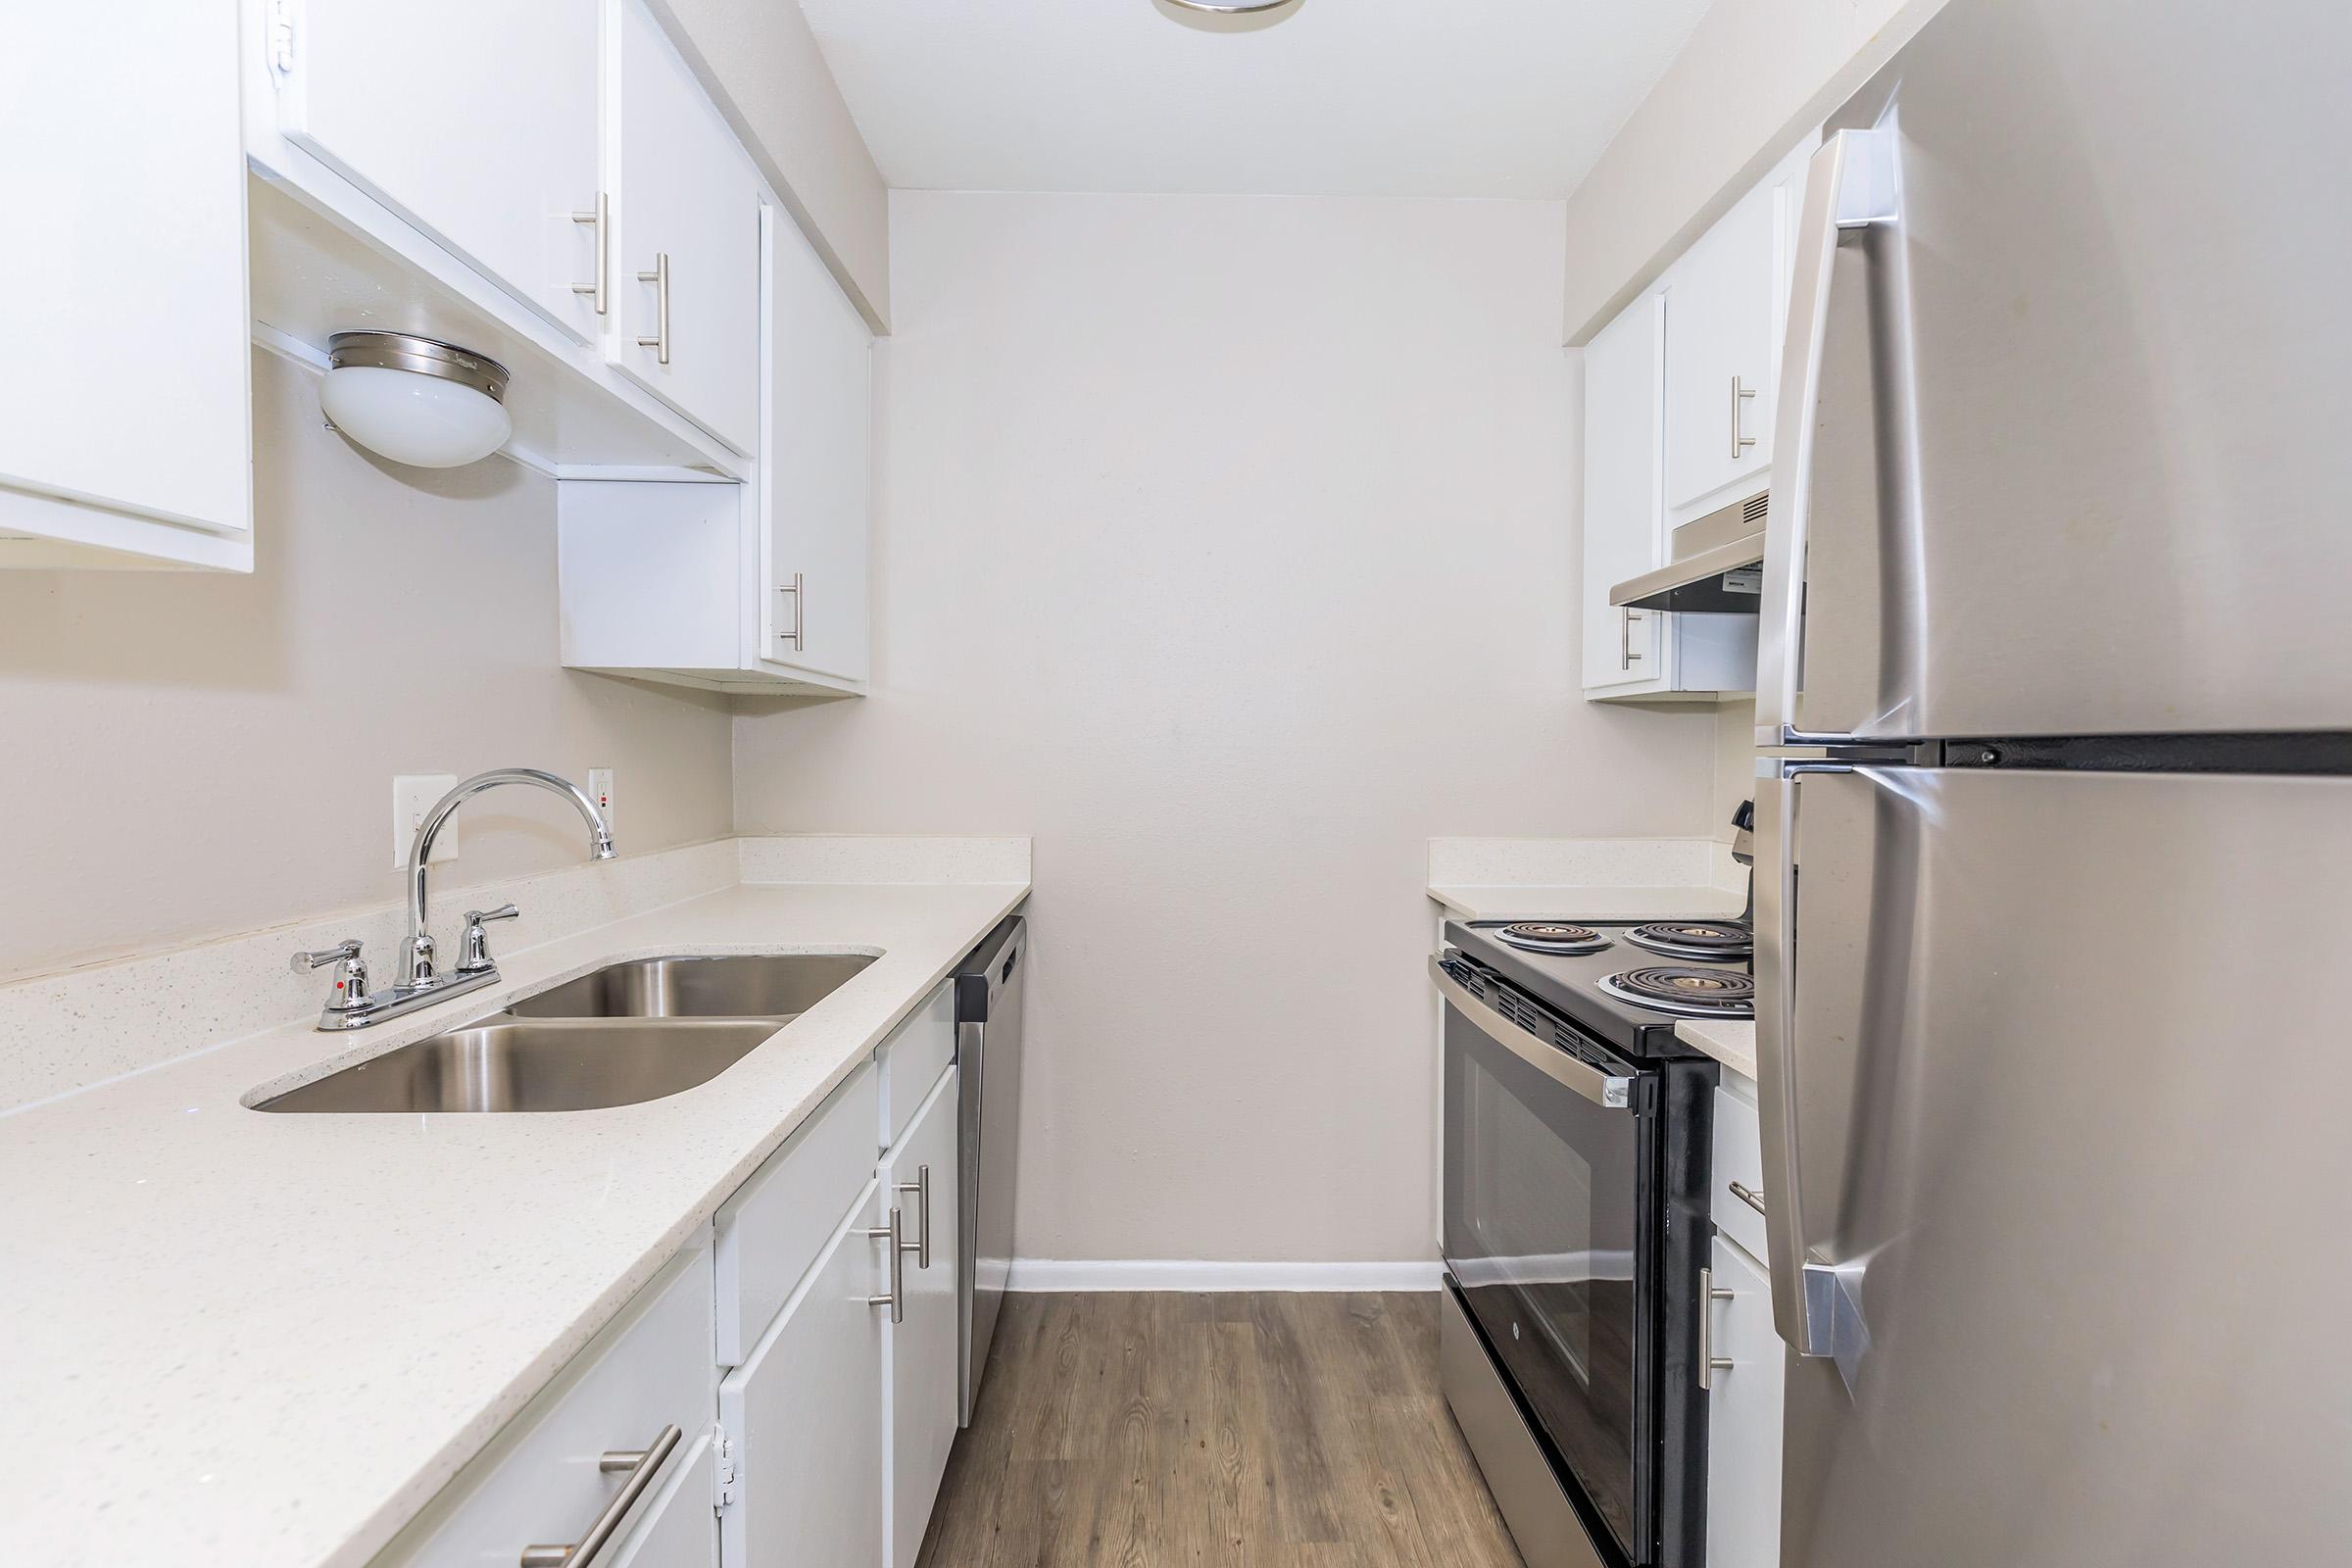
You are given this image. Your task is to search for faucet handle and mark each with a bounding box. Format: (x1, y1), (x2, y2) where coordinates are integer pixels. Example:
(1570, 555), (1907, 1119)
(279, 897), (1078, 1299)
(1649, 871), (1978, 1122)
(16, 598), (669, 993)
(292, 940), (369, 1012)
(292, 939), (364, 973)
(456, 905), (520, 976)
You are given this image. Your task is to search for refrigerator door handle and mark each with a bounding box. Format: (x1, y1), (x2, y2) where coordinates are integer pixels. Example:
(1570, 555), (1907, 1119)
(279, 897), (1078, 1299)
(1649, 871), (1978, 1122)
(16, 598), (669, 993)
(1755, 760), (1867, 1359)
(1755, 126), (1902, 749)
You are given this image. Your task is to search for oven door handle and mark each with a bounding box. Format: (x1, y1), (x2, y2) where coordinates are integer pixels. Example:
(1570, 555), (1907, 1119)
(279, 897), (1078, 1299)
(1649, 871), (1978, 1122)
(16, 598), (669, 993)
(1430, 956), (1634, 1111)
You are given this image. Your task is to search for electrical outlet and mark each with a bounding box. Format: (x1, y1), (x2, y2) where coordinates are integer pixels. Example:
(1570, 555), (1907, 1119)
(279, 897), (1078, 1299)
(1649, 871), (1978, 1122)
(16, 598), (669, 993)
(394, 775), (460, 868)
(588, 767), (615, 831)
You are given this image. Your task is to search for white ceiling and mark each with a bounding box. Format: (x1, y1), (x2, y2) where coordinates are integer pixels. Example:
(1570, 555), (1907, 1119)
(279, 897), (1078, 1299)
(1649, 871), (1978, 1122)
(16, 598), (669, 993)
(795, 0), (1713, 200)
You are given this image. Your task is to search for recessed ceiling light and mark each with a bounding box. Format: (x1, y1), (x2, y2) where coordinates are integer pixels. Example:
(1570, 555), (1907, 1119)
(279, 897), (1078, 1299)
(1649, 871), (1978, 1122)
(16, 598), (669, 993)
(319, 330), (513, 469)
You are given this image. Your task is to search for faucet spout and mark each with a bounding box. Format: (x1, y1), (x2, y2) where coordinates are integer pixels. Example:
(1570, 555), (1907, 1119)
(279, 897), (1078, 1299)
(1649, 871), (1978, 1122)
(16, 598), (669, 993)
(402, 767), (615, 988)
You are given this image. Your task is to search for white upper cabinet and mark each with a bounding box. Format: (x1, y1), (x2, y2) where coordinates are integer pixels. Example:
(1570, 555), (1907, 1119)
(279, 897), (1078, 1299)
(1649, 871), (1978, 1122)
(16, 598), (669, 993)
(1661, 135), (1817, 525)
(1, 2), (251, 568)
(1663, 183), (1775, 514)
(607, 0), (763, 455)
(1580, 292), (1751, 701)
(277, 0), (604, 346)
(765, 209), (875, 684)
(1582, 295), (1667, 695)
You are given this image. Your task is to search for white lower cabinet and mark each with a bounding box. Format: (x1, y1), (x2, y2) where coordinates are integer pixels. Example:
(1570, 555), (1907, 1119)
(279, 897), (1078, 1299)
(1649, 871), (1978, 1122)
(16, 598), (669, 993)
(720, 1178), (891, 1568)
(885, 1067), (963, 1568)
(1704, 1234), (1784, 1568)
(380, 989), (971, 1568)
(373, 1244), (717, 1568)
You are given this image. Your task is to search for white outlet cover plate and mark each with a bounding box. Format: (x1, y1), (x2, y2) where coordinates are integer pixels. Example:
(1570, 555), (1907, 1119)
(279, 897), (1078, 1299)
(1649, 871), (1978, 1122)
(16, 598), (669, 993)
(587, 767), (614, 830)
(394, 775), (460, 868)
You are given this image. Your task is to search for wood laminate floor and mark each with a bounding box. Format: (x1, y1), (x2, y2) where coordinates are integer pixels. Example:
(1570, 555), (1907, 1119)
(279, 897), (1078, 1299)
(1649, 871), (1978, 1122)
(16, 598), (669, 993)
(914, 1292), (1526, 1567)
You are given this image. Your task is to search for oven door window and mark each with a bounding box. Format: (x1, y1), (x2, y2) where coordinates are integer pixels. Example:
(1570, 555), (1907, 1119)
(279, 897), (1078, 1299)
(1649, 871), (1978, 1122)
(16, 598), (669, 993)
(1444, 1000), (1652, 1562)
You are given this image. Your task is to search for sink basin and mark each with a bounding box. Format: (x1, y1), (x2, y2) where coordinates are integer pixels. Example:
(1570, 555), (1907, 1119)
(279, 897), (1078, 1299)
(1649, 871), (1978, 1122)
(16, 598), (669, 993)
(505, 954), (876, 1020)
(253, 1018), (783, 1113)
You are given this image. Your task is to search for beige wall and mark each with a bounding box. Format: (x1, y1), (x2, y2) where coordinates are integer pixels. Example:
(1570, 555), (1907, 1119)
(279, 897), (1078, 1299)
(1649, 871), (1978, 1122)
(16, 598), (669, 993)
(0, 351), (734, 982)
(733, 191), (1722, 1265)
(1713, 698), (1758, 843)
(654, 0), (891, 329)
(1560, 0), (1947, 343)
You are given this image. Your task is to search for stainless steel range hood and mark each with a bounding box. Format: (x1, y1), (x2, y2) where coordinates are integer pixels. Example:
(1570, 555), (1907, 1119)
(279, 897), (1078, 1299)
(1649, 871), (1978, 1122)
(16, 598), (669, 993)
(1609, 491), (1768, 613)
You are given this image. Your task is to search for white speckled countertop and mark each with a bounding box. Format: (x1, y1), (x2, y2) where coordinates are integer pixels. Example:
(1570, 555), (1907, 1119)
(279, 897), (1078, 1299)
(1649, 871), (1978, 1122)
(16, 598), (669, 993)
(1676, 1019), (1757, 1081)
(1425, 835), (1746, 922)
(0, 875), (1026, 1568)
(1426, 883), (1747, 920)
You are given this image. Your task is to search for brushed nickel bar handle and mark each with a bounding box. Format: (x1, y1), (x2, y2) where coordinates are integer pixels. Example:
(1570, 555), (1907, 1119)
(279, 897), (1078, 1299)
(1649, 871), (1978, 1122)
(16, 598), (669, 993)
(1697, 1268), (1736, 1391)
(570, 194), (608, 315)
(1728, 1180), (1768, 1217)
(636, 252), (670, 365)
(867, 1206), (906, 1323)
(898, 1164), (931, 1269)
(518, 1422), (681, 1567)
(1731, 373), (1758, 458)
(775, 572), (804, 652)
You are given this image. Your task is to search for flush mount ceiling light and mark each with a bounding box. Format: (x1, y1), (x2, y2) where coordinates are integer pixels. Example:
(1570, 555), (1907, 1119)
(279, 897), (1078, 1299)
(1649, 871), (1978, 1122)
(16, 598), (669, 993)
(319, 330), (513, 468)
(1157, 0), (1302, 23)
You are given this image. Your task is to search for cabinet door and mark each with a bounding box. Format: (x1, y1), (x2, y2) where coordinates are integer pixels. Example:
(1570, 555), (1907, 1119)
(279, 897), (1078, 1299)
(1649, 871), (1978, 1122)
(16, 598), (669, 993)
(280, 0), (602, 345)
(610, 0), (763, 454)
(1663, 180), (1777, 514)
(884, 1067), (962, 1568)
(1580, 294), (1666, 694)
(1, 1), (250, 564)
(764, 210), (874, 683)
(606, 1431), (718, 1568)
(720, 1180), (886, 1568)
(1703, 1237), (1784, 1568)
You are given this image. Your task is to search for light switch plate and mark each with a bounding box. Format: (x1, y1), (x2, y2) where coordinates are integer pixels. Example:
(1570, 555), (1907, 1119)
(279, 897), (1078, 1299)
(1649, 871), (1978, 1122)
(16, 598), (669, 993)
(393, 775), (460, 868)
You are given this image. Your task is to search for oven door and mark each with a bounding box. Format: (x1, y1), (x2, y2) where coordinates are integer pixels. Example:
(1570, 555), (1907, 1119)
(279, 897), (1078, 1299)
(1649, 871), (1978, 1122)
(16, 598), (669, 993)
(1436, 957), (1656, 1565)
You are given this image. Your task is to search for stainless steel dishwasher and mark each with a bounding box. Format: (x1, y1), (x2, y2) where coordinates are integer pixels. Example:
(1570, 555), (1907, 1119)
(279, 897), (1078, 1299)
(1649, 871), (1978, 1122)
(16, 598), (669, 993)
(954, 913), (1026, 1427)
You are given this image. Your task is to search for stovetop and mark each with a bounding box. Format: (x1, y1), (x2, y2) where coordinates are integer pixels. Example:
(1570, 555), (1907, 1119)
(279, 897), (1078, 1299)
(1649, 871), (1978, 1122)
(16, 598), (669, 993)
(1444, 916), (1753, 1058)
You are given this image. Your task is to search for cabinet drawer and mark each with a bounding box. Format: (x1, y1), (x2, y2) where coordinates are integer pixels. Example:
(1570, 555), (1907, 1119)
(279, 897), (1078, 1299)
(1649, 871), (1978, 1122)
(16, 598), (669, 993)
(714, 1061), (879, 1365)
(1712, 1085), (1769, 1261)
(377, 1244), (715, 1567)
(878, 982), (956, 1152)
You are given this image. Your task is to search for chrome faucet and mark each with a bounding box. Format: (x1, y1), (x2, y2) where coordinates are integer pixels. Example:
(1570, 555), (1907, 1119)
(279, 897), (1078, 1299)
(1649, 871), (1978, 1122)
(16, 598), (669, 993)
(402, 768), (614, 987)
(294, 767), (614, 1031)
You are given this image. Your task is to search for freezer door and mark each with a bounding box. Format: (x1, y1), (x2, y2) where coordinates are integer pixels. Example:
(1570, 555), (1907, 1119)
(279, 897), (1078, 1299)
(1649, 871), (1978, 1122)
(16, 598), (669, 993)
(1757, 0), (2352, 744)
(1755, 764), (2352, 1566)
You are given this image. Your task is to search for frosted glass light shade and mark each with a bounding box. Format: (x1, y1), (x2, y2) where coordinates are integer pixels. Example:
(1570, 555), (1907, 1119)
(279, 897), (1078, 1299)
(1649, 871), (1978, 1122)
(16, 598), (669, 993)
(319, 332), (513, 468)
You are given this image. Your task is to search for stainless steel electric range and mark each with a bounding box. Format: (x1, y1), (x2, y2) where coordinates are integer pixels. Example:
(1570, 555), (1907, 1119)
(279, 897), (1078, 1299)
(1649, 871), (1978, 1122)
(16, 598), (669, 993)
(1431, 914), (1750, 1568)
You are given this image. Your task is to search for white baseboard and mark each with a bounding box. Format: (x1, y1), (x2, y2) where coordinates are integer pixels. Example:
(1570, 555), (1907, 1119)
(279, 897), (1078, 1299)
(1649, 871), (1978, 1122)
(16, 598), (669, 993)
(1007, 1259), (1444, 1293)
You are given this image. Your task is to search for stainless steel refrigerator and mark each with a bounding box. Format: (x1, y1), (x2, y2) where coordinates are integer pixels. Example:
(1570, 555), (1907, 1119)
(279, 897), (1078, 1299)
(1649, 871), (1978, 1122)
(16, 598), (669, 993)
(1753, 1), (2352, 1563)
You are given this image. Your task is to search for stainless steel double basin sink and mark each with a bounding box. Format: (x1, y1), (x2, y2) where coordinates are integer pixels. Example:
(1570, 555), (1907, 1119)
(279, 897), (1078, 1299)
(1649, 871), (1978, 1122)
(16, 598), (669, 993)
(256, 955), (875, 1115)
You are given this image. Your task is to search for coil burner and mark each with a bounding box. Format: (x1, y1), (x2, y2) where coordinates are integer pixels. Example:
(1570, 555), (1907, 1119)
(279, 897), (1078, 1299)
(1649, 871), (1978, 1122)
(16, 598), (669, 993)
(1599, 965), (1756, 1018)
(1623, 922), (1752, 961)
(1494, 922), (1613, 956)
